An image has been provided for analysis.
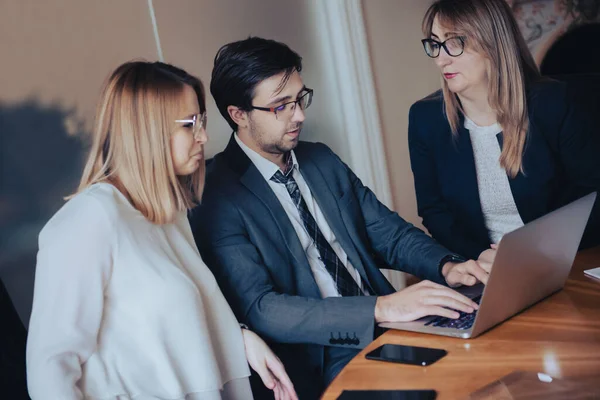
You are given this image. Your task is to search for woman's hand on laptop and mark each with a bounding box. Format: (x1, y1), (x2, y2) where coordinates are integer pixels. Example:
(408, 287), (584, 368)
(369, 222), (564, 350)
(442, 259), (489, 287)
(374, 280), (479, 323)
(477, 244), (498, 274)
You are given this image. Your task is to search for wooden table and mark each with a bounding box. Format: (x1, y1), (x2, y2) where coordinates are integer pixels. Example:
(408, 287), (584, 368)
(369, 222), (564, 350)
(323, 247), (600, 399)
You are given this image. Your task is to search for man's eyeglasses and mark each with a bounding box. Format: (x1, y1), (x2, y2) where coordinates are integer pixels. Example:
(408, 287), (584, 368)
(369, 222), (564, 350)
(421, 36), (466, 58)
(251, 88), (314, 120)
(175, 112), (207, 139)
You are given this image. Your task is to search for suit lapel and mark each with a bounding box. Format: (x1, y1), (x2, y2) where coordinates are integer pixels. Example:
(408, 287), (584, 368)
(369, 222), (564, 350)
(223, 136), (321, 298)
(240, 168), (310, 270)
(498, 132), (537, 223)
(296, 151), (374, 292)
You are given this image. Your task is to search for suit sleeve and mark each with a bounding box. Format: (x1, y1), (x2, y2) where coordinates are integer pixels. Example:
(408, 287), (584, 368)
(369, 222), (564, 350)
(320, 145), (455, 284)
(191, 191), (378, 350)
(408, 105), (488, 259)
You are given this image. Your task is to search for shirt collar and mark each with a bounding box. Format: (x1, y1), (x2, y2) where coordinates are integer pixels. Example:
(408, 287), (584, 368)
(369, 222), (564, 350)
(234, 133), (299, 181)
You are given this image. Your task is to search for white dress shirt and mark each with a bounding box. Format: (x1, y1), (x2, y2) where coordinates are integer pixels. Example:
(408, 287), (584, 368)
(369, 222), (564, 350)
(234, 134), (368, 298)
(466, 117), (525, 243)
(27, 183), (252, 400)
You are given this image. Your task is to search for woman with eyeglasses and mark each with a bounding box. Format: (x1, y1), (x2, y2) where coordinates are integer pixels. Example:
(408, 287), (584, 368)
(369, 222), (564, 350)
(408, 0), (600, 263)
(26, 61), (298, 400)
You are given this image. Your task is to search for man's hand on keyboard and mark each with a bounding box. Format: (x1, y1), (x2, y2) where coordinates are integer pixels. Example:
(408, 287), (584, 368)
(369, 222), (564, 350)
(374, 280), (479, 323)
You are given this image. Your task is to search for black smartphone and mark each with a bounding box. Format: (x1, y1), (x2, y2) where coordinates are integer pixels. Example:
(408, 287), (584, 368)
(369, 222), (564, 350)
(337, 389), (437, 400)
(365, 344), (447, 366)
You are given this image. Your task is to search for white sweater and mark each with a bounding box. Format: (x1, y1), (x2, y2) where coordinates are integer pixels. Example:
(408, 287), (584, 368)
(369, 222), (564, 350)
(465, 117), (525, 244)
(26, 183), (251, 400)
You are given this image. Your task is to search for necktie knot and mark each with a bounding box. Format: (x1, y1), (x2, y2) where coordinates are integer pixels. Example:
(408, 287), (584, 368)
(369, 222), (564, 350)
(271, 169), (293, 185)
(271, 152), (295, 184)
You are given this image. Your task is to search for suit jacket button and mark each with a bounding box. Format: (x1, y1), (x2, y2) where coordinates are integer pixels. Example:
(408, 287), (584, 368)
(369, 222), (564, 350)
(329, 332), (337, 344)
(344, 333), (352, 345)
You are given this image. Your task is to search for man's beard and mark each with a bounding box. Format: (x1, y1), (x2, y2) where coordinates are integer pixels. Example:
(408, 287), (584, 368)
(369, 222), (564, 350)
(249, 119), (301, 155)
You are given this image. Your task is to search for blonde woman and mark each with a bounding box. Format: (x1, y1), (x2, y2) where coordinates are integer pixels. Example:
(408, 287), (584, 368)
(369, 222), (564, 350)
(26, 61), (297, 400)
(409, 0), (600, 261)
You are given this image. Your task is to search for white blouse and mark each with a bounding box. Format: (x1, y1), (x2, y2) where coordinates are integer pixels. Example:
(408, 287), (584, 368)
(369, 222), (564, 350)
(26, 183), (252, 400)
(465, 117), (525, 243)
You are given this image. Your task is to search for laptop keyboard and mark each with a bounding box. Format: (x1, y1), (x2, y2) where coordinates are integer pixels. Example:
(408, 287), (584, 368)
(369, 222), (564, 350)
(424, 295), (482, 330)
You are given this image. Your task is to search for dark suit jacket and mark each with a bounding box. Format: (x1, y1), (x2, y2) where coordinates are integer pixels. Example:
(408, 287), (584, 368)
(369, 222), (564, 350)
(190, 136), (454, 377)
(408, 80), (600, 260)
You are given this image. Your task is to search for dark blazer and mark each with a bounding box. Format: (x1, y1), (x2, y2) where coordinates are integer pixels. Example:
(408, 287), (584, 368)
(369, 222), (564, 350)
(408, 80), (600, 260)
(190, 136), (454, 383)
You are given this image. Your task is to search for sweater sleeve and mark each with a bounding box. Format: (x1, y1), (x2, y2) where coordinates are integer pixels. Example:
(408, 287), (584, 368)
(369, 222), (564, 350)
(26, 193), (114, 400)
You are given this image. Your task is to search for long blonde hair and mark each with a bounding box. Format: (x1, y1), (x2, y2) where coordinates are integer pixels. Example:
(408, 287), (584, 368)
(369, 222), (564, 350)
(75, 61), (206, 224)
(422, 0), (541, 177)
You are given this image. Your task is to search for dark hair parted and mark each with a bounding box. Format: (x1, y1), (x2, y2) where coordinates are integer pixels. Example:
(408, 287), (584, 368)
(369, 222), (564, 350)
(210, 36), (303, 131)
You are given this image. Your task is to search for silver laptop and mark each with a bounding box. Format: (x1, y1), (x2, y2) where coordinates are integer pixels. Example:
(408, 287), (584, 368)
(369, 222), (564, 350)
(380, 192), (597, 339)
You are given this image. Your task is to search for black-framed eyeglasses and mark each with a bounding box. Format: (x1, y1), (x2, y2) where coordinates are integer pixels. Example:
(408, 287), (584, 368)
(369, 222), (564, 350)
(421, 36), (466, 58)
(251, 88), (314, 120)
(175, 112), (207, 139)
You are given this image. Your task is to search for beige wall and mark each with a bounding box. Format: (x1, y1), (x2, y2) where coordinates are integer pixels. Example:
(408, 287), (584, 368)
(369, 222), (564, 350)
(0, 0), (349, 158)
(362, 0), (440, 229)
(0, 0), (158, 129)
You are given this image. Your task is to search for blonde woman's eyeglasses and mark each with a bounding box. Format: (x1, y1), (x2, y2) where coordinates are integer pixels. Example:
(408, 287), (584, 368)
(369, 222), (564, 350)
(175, 112), (207, 138)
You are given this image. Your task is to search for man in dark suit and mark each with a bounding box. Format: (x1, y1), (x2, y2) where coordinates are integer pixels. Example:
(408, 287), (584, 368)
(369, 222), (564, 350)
(190, 37), (488, 398)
